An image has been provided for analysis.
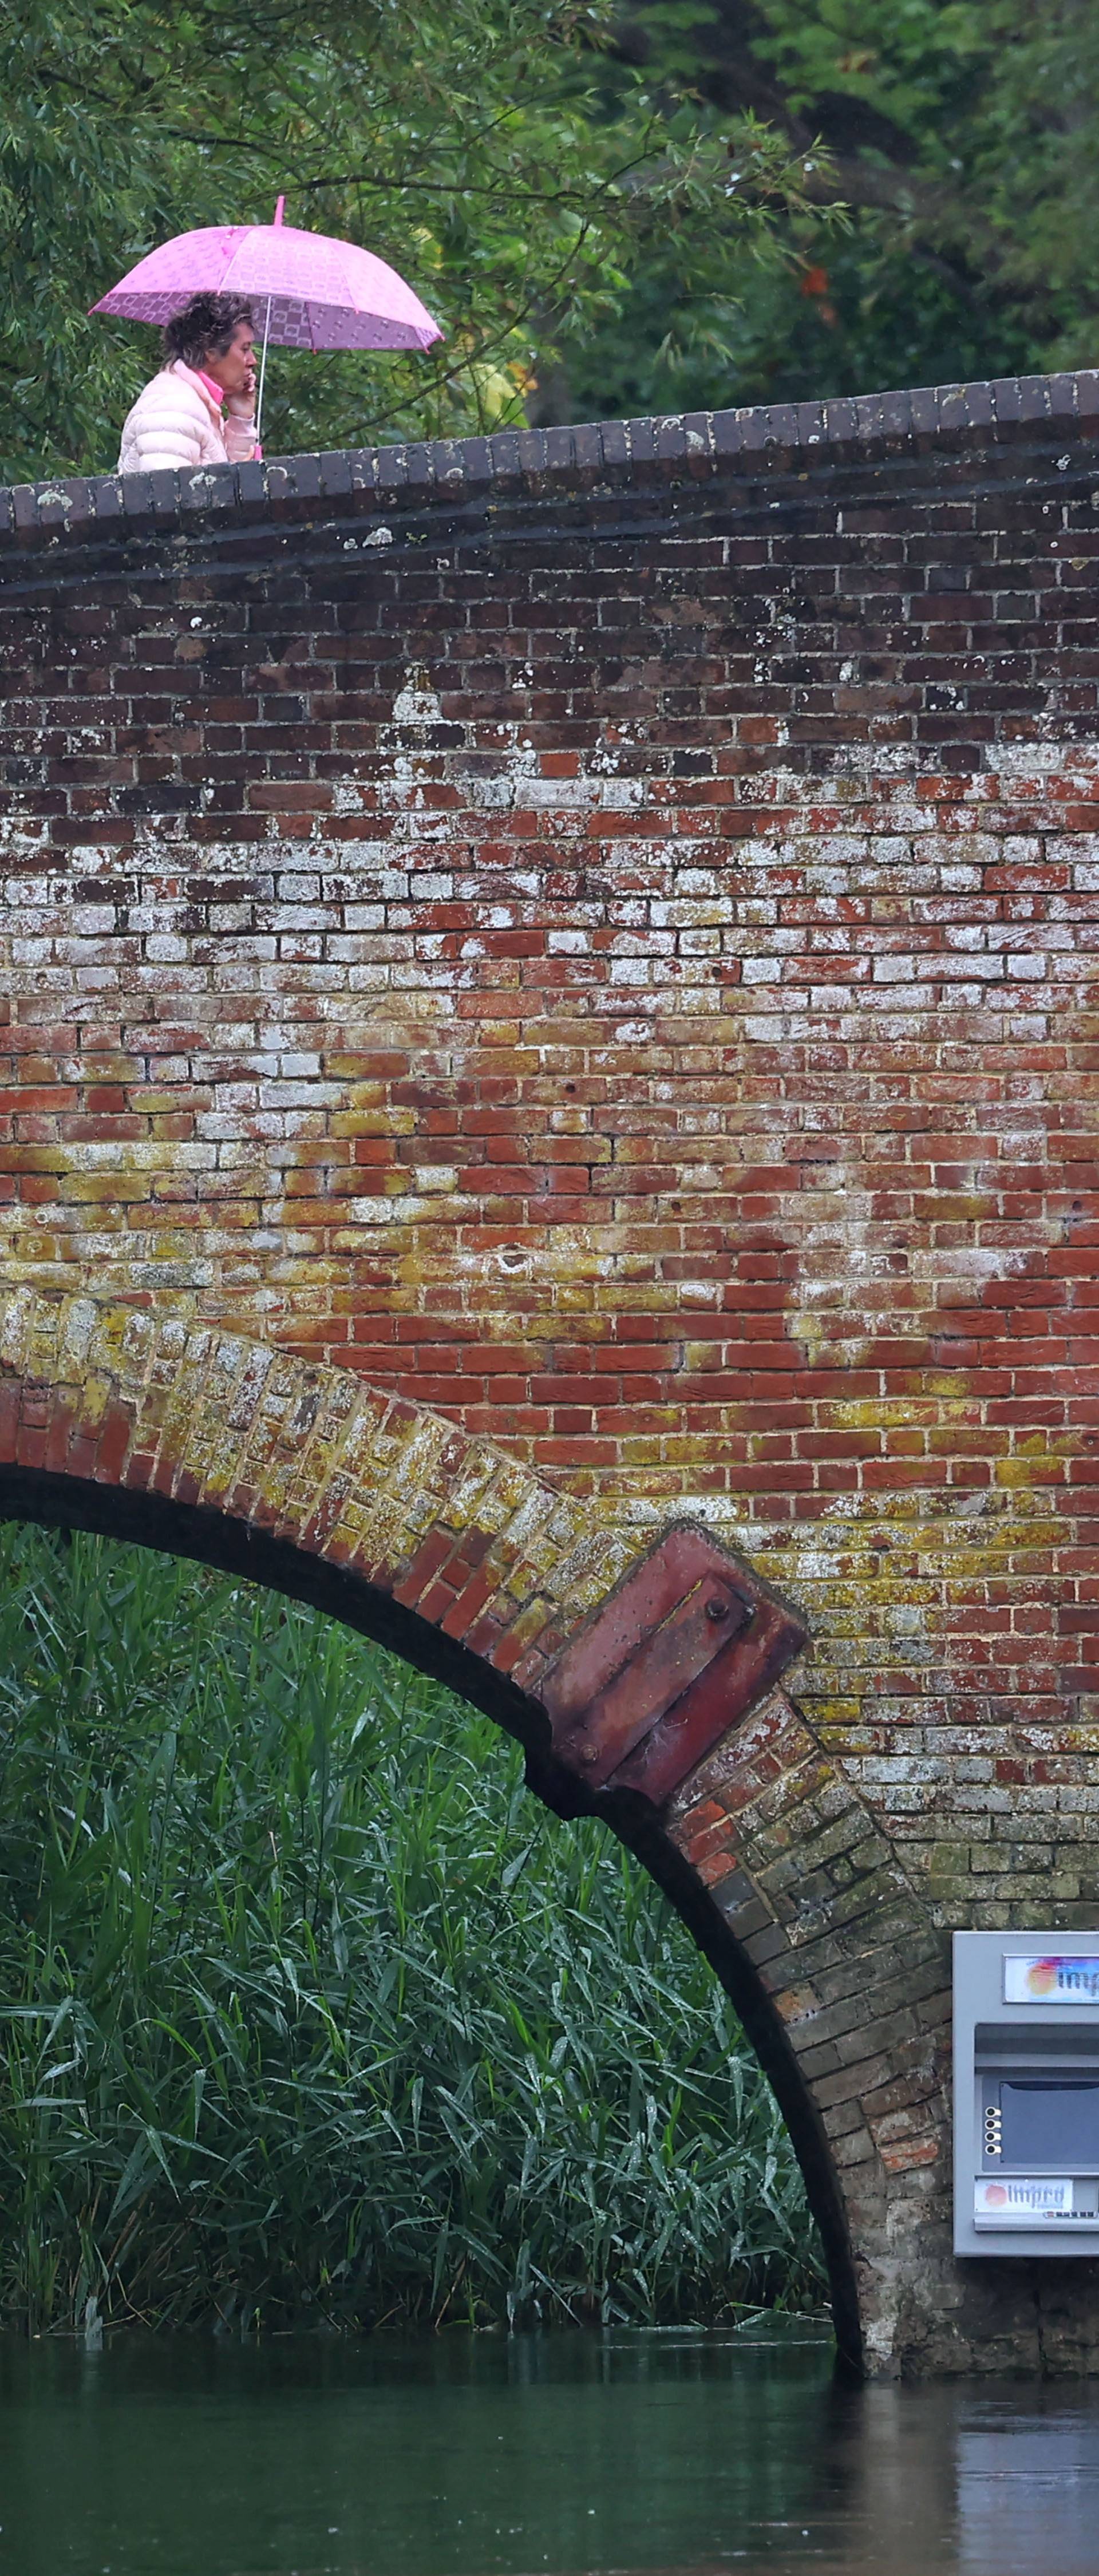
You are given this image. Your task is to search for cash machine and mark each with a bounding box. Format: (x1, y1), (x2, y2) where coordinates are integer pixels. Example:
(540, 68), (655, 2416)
(954, 1933), (1099, 2256)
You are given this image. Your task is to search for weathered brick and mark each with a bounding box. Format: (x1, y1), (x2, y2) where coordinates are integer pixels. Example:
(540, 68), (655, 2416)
(2, 366), (1099, 2381)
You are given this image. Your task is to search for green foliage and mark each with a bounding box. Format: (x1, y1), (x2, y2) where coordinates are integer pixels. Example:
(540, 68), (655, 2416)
(2, 0), (1092, 477)
(568, 0), (1099, 418)
(0, 0), (819, 481)
(752, 0), (1099, 373)
(0, 1526), (823, 2337)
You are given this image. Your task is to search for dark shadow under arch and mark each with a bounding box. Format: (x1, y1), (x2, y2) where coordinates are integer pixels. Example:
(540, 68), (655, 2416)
(0, 1457), (863, 2371)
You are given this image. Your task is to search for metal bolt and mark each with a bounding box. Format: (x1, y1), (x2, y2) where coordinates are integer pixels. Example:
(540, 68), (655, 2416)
(705, 1595), (728, 1622)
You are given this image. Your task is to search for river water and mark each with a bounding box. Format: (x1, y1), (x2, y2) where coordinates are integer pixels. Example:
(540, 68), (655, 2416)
(2, 2323), (1098, 2576)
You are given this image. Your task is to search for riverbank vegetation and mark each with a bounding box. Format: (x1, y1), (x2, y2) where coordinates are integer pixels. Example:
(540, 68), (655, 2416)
(0, 1527), (823, 2338)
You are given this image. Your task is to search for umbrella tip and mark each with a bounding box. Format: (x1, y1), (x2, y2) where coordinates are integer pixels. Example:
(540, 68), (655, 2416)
(274, 195), (286, 227)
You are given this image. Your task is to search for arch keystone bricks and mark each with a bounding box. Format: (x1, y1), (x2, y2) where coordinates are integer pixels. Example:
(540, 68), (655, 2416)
(7, 365), (1099, 2372)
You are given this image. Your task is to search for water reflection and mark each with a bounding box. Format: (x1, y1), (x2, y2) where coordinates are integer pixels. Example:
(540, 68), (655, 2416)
(954, 2408), (1099, 2575)
(1, 2326), (1098, 2575)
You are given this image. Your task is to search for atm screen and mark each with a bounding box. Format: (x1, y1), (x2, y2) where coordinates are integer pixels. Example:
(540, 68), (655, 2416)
(1001, 2080), (1099, 2167)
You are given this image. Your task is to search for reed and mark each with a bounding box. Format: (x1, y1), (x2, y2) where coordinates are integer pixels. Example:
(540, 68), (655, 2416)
(0, 1526), (824, 2336)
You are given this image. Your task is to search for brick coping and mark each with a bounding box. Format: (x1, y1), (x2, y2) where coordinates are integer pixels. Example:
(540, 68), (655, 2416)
(2, 365), (1097, 554)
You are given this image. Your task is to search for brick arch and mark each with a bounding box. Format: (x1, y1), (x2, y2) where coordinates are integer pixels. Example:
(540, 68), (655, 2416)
(0, 1283), (647, 1704)
(0, 1281), (885, 2361)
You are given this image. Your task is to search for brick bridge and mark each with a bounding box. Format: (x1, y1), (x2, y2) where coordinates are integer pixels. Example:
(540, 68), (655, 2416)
(4, 367), (1099, 2376)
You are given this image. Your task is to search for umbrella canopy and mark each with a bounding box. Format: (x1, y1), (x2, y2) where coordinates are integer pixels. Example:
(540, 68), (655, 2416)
(91, 198), (442, 353)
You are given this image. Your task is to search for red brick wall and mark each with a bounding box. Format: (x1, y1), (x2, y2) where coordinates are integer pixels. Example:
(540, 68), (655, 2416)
(4, 369), (1099, 2370)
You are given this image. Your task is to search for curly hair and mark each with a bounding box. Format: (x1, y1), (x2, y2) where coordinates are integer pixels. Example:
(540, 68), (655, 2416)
(163, 293), (254, 371)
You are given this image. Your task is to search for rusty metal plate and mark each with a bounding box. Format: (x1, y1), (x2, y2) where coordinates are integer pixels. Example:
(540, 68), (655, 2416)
(607, 1595), (805, 1805)
(550, 1571), (752, 1788)
(539, 1522), (807, 1809)
(536, 1522), (737, 1725)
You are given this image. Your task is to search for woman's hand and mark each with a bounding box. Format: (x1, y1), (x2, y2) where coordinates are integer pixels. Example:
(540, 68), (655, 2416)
(226, 364), (257, 422)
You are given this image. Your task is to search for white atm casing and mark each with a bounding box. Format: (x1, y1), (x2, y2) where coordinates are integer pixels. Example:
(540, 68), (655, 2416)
(953, 1931), (1099, 2258)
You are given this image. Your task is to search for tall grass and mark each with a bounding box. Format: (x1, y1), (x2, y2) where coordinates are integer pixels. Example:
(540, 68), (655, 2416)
(0, 1526), (823, 2336)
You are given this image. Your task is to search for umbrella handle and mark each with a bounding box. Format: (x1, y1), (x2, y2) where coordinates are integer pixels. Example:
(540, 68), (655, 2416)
(255, 293), (273, 448)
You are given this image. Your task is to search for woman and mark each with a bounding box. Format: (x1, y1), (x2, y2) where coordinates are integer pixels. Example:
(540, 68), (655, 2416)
(117, 292), (259, 473)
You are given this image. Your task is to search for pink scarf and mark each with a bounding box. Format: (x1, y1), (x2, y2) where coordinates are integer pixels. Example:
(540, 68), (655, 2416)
(168, 360), (225, 415)
(193, 367), (226, 412)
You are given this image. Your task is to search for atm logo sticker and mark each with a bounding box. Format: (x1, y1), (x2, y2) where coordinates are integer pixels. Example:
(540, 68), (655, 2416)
(974, 2178), (1073, 2219)
(1003, 1955), (1099, 2004)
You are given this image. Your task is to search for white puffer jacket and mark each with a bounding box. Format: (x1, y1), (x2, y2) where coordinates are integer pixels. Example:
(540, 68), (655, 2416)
(117, 360), (256, 474)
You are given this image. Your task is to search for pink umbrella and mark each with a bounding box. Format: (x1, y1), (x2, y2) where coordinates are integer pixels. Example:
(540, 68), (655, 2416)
(92, 196), (442, 440)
